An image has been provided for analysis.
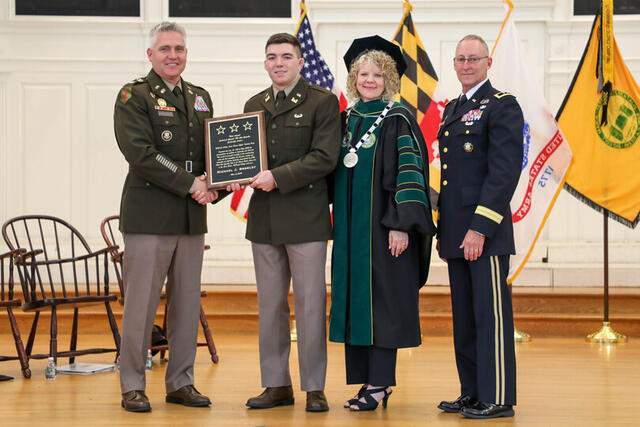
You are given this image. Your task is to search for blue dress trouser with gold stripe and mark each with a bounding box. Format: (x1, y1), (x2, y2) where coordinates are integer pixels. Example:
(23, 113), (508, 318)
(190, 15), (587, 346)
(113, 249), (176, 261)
(447, 255), (516, 406)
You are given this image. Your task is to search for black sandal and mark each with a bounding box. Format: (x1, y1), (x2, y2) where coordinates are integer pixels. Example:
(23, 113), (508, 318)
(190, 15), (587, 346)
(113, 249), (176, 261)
(344, 384), (368, 408)
(349, 386), (392, 411)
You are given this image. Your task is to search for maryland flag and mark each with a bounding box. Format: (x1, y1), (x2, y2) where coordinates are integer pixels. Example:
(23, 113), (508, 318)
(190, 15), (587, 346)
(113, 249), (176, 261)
(489, 1), (573, 281)
(557, 0), (640, 228)
(392, 0), (448, 209)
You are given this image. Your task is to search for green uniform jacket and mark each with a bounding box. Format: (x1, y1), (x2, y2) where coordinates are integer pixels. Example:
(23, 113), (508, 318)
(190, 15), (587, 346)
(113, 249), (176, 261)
(114, 69), (214, 235)
(243, 78), (341, 244)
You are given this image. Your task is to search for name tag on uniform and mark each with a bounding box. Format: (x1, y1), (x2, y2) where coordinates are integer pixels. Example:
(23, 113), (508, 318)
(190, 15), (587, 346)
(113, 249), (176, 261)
(157, 111), (174, 117)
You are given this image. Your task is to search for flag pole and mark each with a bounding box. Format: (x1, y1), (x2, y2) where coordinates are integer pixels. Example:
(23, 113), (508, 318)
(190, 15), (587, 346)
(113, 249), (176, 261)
(490, 0), (513, 58)
(494, 0), (530, 342)
(586, 210), (627, 343)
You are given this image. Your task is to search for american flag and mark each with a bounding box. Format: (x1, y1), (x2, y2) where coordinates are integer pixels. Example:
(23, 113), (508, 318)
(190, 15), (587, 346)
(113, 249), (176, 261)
(296, 2), (348, 109)
(230, 1), (346, 221)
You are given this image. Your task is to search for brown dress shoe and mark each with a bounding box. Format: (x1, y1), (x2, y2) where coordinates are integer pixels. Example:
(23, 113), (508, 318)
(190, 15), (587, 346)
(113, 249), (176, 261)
(165, 385), (211, 407)
(306, 390), (329, 412)
(121, 390), (151, 412)
(246, 386), (294, 409)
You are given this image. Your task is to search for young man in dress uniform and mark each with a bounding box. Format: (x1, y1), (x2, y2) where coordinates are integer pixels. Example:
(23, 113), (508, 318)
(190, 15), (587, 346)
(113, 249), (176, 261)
(436, 34), (524, 419)
(114, 21), (217, 412)
(240, 33), (340, 412)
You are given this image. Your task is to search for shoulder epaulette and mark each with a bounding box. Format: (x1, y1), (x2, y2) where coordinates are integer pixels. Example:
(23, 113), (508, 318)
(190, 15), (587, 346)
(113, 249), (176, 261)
(309, 84), (331, 94)
(129, 76), (147, 85)
(183, 80), (205, 91)
(494, 91), (514, 99)
(249, 88), (270, 102)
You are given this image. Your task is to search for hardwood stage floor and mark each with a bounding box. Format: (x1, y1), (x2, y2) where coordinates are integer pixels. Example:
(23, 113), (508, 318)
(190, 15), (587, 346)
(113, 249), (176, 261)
(0, 333), (638, 426)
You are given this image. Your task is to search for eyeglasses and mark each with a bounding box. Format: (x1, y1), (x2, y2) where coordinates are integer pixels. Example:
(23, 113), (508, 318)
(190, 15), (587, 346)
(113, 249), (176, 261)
(453, 56), (488, 65)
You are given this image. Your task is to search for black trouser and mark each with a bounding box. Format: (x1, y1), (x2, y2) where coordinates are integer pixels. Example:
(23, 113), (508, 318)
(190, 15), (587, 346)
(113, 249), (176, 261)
(345, 343), (397, 386)
(448, 255), (516, 405)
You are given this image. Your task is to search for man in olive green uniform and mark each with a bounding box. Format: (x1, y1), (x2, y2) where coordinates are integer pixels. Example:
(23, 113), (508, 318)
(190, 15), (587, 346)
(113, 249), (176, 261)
(114, 22), (217, 412)
(242, 33), (340, 412)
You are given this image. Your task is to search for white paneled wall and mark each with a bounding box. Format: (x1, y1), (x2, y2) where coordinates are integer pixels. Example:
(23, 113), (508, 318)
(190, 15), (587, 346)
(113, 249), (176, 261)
(1, 0), (639, 285)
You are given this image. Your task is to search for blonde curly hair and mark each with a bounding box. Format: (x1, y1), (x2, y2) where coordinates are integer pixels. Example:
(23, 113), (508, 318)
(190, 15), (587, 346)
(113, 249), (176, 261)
(346, 50), (401, 102)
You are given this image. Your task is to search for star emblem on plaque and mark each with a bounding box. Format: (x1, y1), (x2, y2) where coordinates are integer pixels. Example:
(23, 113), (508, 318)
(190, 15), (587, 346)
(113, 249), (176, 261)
(204, 111), (267, 190)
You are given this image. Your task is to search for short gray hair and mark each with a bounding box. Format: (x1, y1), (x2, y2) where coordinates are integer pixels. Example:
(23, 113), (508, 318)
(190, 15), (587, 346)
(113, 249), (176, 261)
(148, 21), (187, 50)
(456, 34), (489, 56)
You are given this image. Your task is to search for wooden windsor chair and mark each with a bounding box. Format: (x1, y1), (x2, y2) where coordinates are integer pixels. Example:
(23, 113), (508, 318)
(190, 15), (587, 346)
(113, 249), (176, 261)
(2, 215), (121, 364)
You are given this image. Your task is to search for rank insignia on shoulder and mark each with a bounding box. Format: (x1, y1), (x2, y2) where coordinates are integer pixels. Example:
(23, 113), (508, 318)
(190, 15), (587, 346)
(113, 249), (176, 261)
(194, 95), (210, 112)
(494, 91), (514, 99)
(264, 93), (271, 103)
(120, 88), (132, 104)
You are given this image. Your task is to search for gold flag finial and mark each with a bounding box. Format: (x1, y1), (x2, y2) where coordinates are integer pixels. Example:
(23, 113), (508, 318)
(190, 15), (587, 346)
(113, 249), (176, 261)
(402, 0), (413, 16)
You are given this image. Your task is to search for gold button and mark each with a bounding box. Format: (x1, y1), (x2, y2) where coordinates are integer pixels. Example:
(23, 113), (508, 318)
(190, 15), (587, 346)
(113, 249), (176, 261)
(444, 131), (449, 136)
(443, 147), (448, 153)
(443, 180), (448, 186)
(443, 164), (448, 170)
(465, 130), (470, 134)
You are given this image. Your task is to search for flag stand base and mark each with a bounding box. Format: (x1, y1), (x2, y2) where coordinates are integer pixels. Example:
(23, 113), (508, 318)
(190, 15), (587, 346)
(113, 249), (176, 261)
(514, 327), (531, 342)
(290, 319), (297, 342)
(586, 321), (627, 343)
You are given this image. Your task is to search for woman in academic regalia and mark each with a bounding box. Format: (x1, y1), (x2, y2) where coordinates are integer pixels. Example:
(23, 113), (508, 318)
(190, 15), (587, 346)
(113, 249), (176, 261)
(329, 35), (437, 411)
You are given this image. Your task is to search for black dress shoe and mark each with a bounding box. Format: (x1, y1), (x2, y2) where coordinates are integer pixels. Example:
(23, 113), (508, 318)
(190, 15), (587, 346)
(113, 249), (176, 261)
(121, 390), (151, 412)
(166, 385), (211, 407)
(246, 386), (294, 409)
(306, 391), (329, 412)
(437, 394), (477, 413)
(461, 401), (514, 419)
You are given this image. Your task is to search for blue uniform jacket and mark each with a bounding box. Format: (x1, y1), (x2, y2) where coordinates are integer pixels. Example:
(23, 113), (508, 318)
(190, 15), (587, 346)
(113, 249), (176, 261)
(436, 80), (524, 259)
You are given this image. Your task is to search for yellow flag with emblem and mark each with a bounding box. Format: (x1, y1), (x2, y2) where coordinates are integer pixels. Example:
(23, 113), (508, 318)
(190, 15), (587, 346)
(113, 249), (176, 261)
(557, 0), (640, 227)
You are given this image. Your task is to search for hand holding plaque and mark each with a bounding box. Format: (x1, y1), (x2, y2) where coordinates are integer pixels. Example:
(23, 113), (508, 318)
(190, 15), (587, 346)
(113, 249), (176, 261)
(204, 111), (267, 190)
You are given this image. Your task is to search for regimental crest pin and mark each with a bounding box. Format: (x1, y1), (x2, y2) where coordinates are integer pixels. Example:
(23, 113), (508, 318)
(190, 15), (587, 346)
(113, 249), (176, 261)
(161, 130), (173, 142)
(157, 98), (167, 107)
(463, 142), (474, 152)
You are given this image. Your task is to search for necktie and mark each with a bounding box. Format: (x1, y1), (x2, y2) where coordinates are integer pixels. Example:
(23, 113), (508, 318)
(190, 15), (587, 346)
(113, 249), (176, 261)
(173, 86), (185, 111)
(275, 90), (286, 109)
(453, 94), (467, 115)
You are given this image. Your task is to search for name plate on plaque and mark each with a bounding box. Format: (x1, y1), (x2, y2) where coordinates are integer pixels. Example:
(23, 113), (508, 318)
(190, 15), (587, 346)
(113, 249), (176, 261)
(204, 111), (267, 190)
